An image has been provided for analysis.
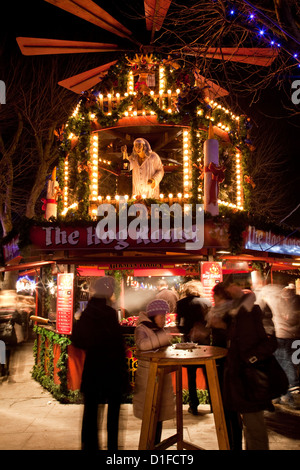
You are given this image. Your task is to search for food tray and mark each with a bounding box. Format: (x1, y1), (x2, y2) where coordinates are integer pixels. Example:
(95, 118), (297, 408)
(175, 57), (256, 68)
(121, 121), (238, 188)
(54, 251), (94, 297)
(174, 342), (197, 350)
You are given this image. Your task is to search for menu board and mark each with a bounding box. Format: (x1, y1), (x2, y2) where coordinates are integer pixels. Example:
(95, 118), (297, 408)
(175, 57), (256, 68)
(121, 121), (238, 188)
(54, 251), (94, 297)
(56, 273), (74, 335)
(201, 262), (223, 304)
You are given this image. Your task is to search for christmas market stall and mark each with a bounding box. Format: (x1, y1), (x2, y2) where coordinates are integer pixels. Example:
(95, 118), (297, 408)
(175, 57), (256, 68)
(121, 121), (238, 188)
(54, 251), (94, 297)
(1, 54), (300, 403)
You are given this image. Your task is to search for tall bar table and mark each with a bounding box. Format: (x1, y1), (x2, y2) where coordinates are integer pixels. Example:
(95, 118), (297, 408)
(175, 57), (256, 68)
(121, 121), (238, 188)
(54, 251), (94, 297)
(136, 344), (229, 450)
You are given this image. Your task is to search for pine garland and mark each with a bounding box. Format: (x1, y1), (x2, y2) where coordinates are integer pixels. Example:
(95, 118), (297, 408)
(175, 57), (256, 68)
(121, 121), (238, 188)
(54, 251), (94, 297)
(32, 326), (79, 403)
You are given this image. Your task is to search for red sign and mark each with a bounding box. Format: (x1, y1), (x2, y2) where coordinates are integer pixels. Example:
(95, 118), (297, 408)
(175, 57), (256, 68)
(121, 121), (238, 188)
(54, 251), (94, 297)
(201, 262), (223, 304)
(29, 219), (229, 253)
(56, 273), (74, 335)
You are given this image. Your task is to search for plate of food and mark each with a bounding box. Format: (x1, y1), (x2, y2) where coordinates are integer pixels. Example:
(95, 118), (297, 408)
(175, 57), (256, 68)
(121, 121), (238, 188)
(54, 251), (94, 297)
(174, 342), (197, 350)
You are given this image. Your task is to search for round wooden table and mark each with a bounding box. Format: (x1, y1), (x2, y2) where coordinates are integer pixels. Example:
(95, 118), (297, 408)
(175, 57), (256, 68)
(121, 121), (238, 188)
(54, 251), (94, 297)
(136, 344), (229, 450)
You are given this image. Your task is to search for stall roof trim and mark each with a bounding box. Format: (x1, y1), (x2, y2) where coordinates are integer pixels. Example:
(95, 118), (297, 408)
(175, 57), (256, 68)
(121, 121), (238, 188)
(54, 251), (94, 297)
(0, 261), (55, 272)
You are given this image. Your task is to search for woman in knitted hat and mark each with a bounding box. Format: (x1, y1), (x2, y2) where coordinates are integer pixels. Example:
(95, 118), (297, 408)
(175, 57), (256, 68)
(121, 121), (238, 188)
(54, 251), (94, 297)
(133, 299), (175, 444)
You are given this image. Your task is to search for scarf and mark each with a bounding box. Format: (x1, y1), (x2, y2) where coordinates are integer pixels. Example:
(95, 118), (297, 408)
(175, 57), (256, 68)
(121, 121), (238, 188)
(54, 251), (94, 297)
(140, 319), (164, 332)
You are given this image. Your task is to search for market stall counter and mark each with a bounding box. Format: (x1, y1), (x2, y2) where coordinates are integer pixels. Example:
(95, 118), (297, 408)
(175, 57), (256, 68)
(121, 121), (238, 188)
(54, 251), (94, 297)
(32, 316), (207, 402)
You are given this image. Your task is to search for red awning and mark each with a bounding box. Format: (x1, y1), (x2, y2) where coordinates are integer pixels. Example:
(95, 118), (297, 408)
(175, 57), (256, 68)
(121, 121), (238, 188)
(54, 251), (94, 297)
(133, 268), (187, 277)
(77, 267), (106, 277)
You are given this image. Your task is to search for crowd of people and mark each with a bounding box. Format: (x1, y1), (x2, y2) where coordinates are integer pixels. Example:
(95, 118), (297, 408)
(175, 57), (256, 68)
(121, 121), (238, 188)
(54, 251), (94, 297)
(70, 274), (299, 451)
(1, 272), (298, 450)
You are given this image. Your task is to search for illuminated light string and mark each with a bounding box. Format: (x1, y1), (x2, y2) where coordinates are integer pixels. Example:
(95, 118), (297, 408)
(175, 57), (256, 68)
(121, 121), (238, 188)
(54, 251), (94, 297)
(159, 66), (166, 108)
(61, 202), (78, 216)
(208, 100), (239, 132)
(68, 64), (244, 128)
(95, 193), (186, 202)
(183, 130), (192, 197)
(61, 63), (248, 217)
(218, 199), (244, 211)
(241, 0), (300, 47)
(227, 2), (300, 67)
(235, 151), (244, 209)
(63, 158), (69, 209)
(127, 70), (134, 95)
(91, 89), (241, 126)
(90, 133), (99, 203)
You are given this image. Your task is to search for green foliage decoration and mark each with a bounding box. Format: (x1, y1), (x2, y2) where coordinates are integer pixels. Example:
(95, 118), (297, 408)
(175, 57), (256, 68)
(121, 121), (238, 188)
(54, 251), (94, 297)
(182, 388), (210, 405)
(32, 326), (80, 403)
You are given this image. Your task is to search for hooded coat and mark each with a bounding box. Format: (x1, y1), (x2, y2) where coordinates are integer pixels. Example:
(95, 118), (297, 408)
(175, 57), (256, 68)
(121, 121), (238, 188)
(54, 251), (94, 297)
(133, 311), (175, 421)
(71, 297), (128, 400)
(222, 293), (278, 413)
(176, 295), (211, 344)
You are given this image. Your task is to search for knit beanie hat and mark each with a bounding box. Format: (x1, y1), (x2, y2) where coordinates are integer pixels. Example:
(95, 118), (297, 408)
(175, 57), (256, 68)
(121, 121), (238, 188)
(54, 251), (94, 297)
(146, 299), (169, 317)
(90, 276), (115, 298)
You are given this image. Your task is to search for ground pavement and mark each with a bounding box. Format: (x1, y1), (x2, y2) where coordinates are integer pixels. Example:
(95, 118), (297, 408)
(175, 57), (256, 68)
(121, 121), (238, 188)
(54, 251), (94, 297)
(0, 340), (300, 451)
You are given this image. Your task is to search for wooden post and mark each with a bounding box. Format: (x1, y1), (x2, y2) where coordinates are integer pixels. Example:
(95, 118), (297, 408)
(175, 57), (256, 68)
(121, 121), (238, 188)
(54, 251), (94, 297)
(205, 360), (230, 450)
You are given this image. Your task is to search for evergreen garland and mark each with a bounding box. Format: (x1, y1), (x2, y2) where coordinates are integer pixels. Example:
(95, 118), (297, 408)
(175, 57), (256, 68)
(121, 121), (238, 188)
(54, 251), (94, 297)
(32, 326), (79, 403)
(92, 95), (134, 127)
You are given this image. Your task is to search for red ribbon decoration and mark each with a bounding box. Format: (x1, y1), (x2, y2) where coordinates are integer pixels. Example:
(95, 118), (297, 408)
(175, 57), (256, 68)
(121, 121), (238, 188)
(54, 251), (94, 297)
(41, 198), (57, 212)
(205, 162), (226, 204)
(244, 175), (256, 188)
(134, 80), (149, 93)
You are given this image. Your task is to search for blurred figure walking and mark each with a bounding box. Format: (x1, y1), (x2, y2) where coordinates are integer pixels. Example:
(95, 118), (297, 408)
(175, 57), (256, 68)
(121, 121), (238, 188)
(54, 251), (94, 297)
(71, 276), (129, 451)
(273, 284), (300, 408)
(176, 281), (211, 415)
(155, 280), (179, 313)
(209, 281), (280, 450)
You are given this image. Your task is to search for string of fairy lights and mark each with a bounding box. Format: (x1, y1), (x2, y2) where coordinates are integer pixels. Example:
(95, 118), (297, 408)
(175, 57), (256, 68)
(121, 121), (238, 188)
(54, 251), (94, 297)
(61, 61), (250, 215)
(227, 1), (300, 68)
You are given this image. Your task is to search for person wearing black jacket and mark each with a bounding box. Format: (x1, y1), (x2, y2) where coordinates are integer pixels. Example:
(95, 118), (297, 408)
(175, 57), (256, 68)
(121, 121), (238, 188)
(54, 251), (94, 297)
(176, 281), (211, 415)
(210, 282), (279, 450)
(71, 276), (129, 451)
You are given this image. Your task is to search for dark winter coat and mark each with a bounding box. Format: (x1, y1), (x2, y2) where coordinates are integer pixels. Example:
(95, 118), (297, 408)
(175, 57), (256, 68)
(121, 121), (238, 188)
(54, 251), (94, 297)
(176, 295), (212, 344)
(71, 297), (129, 401)
(222, 294), (278, 413)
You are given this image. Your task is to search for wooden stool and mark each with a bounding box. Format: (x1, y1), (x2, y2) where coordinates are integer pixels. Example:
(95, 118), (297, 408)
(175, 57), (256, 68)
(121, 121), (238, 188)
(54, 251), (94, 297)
(137, 345), (230, 450)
